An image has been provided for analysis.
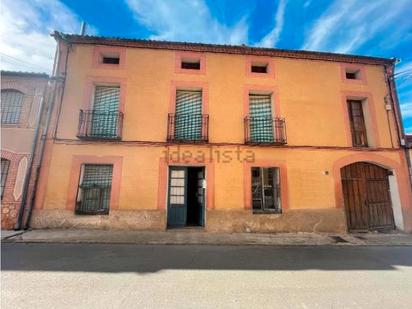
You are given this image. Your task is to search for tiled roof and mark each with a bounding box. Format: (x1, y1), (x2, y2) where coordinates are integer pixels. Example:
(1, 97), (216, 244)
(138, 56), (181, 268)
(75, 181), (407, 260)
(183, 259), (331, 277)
(1, 70), (49, 78)
(53, 31), (395, 66)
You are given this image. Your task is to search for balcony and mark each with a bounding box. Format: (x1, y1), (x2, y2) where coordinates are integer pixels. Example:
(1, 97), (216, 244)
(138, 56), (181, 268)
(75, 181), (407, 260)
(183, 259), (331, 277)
(77, 110), (124, 140)
(244, 116), (287, 144)
(167, 113), (209, 143)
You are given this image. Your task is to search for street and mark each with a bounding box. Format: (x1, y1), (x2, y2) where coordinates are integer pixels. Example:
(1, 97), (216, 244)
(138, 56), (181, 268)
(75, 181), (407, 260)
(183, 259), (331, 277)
(2, 243), (412, 308)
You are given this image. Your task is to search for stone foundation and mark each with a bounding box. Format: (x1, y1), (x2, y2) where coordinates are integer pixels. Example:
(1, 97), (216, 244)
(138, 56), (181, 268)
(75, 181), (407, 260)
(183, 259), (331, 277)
(1, 202), (19, 229)
(31, 209), (167, 230)
(31, 208), (346, 233)
(206, 208), (347, 233)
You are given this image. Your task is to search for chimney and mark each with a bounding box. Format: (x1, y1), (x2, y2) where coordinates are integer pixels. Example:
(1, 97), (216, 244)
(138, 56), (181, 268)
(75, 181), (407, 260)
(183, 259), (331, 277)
(80, 22), (87, 35)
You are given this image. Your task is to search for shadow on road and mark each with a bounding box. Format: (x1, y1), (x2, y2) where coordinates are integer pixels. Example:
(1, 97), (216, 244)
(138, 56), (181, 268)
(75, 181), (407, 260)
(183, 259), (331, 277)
(2, 243), (412, 273)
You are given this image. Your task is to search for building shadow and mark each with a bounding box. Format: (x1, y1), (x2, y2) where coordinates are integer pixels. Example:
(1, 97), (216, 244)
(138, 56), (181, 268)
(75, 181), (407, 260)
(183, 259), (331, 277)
(2, 243), (412, 274)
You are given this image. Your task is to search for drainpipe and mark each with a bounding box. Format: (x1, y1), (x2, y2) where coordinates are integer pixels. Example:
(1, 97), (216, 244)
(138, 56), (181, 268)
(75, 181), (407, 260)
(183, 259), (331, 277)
(386, 63), (412, 184)
(23, 38), (70, 229)
(22, 78), (60, 229)
(14, 91), (46, 230)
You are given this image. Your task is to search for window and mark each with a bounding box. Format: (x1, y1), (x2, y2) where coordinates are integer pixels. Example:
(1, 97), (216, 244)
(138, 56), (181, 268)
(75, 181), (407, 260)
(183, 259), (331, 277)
(181, 58), (200, 70)
(345, 69), (360, 80)
(1, 90), (24, 124)
(251, 167), (281, 212)
(251, 63), (268, 73)
(249, 94), (274, 142)
(102, 56), (120, 64)
(1, 158), (10, 199)
(348, 100), (368, 147)
(100, 52), (120, 65)
(174, 90), (203, 140)
(76, 164), (113, 214)
(91, 86), (120, 138)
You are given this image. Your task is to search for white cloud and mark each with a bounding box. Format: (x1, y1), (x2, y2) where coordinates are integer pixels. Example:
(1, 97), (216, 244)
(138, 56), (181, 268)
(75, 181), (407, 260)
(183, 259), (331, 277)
(0, 0), (87, 74)
(302, 0), (410, 53)
(400, 102), (412, 118)
(255, 0), (287, 48)
(125, 0), (248, 45)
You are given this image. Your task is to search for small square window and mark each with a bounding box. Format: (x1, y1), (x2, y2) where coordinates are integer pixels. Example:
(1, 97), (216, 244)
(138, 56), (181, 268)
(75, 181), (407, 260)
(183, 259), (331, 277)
(100, 53), (120, 65)
(251, 63), (268, 73)
(181, 58), (200, 70)
(345, 69), (360, 80)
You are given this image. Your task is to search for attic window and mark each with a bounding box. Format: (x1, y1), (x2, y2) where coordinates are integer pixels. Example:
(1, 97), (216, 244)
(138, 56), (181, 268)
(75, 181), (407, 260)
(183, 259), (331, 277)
(101, 53), (120, 65)
(181, 58), (200, 70)
(345, 69), (360, 80)
(251, 62), (268, 73)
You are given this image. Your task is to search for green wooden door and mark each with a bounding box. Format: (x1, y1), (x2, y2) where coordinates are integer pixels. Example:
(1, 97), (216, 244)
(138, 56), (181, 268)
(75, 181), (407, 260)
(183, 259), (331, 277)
(197, 169), (205, 226)
(167, 167), (188, 227)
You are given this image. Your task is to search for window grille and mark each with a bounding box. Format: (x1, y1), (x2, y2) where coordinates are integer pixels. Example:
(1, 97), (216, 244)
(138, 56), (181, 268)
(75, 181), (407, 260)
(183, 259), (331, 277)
(91, 86), (120, 137)
(76, 164), (113, 214)
(249, 94), (274, 142)
(174, 90), (202, 140)
(251, 167), (281, 212)
(1, 158), (10, 199)
(1, 90), (24, 124)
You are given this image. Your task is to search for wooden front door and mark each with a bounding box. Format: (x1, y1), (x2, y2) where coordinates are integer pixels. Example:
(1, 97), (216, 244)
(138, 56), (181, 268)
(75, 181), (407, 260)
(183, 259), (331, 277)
(167, 167), (187, 227)
(341, 162), (395, 231)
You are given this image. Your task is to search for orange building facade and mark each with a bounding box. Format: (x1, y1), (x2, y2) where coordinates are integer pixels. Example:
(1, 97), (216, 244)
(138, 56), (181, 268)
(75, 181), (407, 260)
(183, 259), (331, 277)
(31, 32), (412, 233)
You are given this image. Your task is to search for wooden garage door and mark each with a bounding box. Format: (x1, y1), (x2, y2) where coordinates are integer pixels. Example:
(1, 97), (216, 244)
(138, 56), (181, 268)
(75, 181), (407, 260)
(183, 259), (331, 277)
(341, 162), (395, 231)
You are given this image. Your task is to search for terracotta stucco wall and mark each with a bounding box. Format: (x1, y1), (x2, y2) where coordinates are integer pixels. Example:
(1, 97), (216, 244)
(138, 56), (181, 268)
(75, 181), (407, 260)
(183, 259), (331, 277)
(34, 44), (412, 232)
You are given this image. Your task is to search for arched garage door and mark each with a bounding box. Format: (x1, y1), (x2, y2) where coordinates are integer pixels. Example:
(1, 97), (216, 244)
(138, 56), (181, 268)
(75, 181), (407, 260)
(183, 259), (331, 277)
(341, 162), (395, 231)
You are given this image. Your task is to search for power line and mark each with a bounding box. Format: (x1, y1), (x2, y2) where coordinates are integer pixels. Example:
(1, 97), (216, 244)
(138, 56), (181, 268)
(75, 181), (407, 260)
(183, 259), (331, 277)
(0, 52), (48, 71)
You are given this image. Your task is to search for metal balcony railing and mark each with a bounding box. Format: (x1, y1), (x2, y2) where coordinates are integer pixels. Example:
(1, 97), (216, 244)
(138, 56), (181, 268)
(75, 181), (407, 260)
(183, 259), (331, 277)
(167, 113), (209, 142)
(77, 110), (123, 140)
(244, 116), (287, 144)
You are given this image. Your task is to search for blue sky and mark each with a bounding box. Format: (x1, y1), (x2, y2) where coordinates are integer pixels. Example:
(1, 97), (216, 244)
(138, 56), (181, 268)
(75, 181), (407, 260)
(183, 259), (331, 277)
(1, 0), (412, 133)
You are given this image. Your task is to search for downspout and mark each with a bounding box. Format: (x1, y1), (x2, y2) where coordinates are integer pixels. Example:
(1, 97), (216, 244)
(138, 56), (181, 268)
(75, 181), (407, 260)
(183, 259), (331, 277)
(23, 37), (70, 229)
(385, 63), (412, 184)
(14, 90), (46, 230)
(22, 78), (59, 229)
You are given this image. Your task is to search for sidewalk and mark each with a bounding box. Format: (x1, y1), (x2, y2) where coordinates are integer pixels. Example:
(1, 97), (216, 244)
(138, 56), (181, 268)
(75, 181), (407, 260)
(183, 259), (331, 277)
(3, 229), (412, 246)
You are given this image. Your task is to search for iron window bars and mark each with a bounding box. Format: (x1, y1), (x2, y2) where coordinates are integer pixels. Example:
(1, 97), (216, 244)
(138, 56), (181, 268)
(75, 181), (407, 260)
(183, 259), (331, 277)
(168, 90), (208, 142)
(77, 110), (124, 140)
(1, 90), (24, 124)
(244, 116), (286, 144)
(76, 164), (113, 215)
(1, 158), (10, 199)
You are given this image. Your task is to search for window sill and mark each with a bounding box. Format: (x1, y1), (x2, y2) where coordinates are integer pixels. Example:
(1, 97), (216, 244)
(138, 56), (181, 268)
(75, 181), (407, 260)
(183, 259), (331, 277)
(252, 209), (282, 215)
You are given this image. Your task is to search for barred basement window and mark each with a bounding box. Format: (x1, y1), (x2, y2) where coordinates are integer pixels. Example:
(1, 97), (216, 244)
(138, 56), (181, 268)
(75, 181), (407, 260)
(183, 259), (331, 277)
(76, 164), (113, 215)
(1, 90), (24, 124)
(1, 158), (10, 199)
(174, 90), (203, 140)
(249, 94), (274, 142)
(251, 167), (281, 213)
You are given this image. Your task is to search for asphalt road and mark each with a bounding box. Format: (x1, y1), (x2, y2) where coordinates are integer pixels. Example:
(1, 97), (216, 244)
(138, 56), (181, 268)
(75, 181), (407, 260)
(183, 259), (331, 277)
(2, 243), (412, 309)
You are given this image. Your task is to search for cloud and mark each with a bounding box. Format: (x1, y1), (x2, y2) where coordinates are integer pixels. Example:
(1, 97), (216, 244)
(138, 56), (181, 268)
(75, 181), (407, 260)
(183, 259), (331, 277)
(125, 0), (248, 45)
(0, 0), (89, 74)
(255, 0), (287, 48)
(302, 0), (410, 53)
